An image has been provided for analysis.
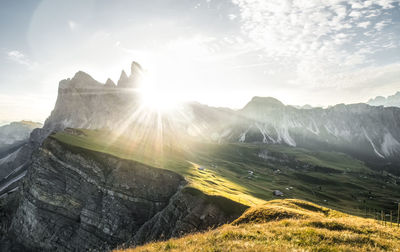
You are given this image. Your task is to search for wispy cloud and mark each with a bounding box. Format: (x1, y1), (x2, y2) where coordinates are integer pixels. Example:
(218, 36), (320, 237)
(7, 50), (37, 68)
(231, 0), (400, 89)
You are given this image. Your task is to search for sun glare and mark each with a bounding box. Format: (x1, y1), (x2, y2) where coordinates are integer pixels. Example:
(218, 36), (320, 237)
(136, 59), (186, 113)
(139, 86), (181, 112)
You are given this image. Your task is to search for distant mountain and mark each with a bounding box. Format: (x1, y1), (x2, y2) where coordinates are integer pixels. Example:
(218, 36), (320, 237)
(0, 121), (42, 199)
(216, 97), (400, 175)
(0, 121), (42, 149)
(291, 104), (314, 109)
(367, 91), (400, 107)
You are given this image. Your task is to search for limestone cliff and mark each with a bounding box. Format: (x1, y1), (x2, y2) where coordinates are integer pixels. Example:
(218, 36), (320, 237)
(2, 135), (245, 251)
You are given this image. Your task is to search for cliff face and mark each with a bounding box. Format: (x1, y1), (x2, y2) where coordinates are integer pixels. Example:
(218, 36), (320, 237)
(4, 136), (243, 251)
(132, 187), (248, 246)
(8, 137), (184, 251)
(44, 70), (139, 132)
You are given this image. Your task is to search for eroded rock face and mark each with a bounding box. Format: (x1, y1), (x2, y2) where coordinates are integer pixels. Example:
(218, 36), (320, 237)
(4, 137), (245, 251)
(132, 188), (248, 245)
(9, 138), (185, 251)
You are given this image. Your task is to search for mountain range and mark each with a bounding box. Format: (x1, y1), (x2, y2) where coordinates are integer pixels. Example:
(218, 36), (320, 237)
(367, 91), (400, 108)
(1, 61), (400, 251)
(38, 62), (400, 174)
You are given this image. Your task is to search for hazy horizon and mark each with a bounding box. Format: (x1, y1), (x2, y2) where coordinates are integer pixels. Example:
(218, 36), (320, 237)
(1, 0), (400, 123)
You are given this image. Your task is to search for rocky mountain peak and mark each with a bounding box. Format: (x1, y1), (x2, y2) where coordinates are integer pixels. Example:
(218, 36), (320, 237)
(117, 70), (129, 84)
(367, 90), (400, 108)
(117, 62), (143, 88)
(105, 78), (116, 88)
(131, 61), (143, 75)
(73, 71), (94, 81)
(242, 96), (285, 111)
(117, 70), (131, 88)
(59, 71), (101, 90)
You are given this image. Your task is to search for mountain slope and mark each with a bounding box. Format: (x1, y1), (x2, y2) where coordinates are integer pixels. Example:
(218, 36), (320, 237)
(218, 98), (400, 175)
(49, 129), (400, 215)
(117, 199), (400, 252)
(0, 121), (42, 197)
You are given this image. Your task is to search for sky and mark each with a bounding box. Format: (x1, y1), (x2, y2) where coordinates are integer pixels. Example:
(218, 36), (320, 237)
(0, 0), (400, 123)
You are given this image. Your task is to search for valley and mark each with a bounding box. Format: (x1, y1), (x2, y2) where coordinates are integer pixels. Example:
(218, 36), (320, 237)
(52, 128), (400, 217)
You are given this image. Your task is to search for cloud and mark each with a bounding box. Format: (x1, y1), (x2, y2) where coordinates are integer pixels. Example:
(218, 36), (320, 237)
(375, 20), (389, 31)
(7, 50), (37, 68)
(357, 21), (371, 29)
(231, 0), (400, 89)
(228, 14), (237, 20)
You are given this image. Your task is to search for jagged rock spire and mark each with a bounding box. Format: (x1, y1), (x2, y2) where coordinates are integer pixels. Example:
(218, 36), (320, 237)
(131, 61), (143, 76)
(104, 78), (116, 88)
(117, 61), (143, 88)
(117, 70), (129, 87)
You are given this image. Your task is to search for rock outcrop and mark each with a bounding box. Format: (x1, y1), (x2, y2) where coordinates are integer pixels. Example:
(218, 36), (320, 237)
(132, 187), (247, 245)
(7, 136), (184, 251)
(117, 62), (142, 89)
(2, 135), (244, 251)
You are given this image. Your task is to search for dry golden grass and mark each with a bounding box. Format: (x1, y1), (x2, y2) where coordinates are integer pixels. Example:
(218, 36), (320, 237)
(115, 199), (400, 252)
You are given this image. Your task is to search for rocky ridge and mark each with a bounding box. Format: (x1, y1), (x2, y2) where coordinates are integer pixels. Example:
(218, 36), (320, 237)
(2, 136), (244, 251)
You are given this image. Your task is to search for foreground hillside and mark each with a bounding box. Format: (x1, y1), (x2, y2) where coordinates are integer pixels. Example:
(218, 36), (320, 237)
(2, 127), (400, 251)
(117, 199), (400, 252)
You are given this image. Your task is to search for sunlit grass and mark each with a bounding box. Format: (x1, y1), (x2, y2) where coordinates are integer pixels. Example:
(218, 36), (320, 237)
(115, 199), (400, 252)
(187, 162), (265, 206)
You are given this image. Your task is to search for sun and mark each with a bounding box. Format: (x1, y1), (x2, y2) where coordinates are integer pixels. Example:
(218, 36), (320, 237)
(139, 86), (181, 112)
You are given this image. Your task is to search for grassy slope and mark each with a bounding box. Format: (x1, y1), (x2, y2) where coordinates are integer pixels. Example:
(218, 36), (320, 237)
(51, 129), (400, 216)
(116, 199), (400, 252)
